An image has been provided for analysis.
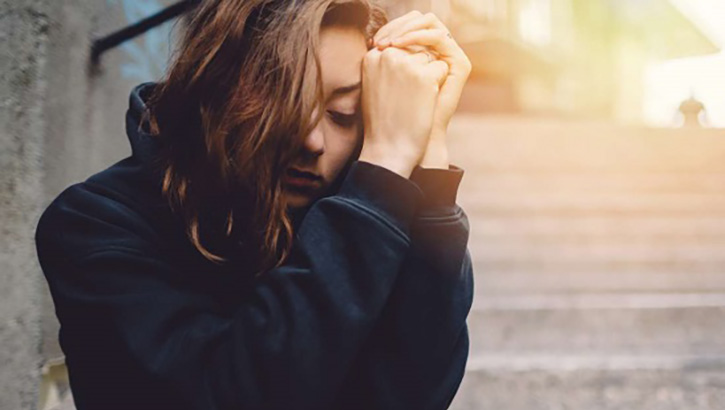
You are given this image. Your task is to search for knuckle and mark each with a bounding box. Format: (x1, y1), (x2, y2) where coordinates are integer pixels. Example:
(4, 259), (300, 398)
(410, 10), (423, 16)
(363, 49), (380, 64)
(381, 47), (399, 62)
(362, 56), (373, 69)
(365, 48), (379, 59)
(463, 57), (473, 73)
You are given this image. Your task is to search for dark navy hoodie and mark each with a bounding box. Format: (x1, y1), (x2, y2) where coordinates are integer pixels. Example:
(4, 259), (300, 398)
(35, 83), (474, 410)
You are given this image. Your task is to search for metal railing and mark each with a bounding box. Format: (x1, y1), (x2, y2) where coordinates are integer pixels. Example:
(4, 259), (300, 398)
(90, 0), (199, 64)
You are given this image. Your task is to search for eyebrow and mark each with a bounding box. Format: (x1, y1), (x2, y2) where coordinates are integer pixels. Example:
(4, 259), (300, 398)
(329, 81), (361, 98)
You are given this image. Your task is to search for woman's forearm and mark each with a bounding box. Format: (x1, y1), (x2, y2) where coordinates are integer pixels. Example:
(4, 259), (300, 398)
(333, 164), (473, 409)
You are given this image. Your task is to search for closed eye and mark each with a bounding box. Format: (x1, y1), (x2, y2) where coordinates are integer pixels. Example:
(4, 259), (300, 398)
(328, 110), (360, 128)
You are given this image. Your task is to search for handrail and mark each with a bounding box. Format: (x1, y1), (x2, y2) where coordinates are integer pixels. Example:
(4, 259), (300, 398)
(90, 0), (198, 64)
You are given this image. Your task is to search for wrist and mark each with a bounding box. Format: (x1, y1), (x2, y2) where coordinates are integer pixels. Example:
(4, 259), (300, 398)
(358, 145), (417, 178)
(418, 136), (449, 169)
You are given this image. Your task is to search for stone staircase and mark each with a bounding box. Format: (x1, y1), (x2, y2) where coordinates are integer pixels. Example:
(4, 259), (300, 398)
(447, 116), (725, 409)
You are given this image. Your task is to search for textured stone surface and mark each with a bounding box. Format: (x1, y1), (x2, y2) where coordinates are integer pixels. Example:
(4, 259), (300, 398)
(0, 1), (52, 408)
(451, 365), (725, 410)
(1, 0), (176, 408)
(468, 304), (725, 356)
(446, 116), (725, 410)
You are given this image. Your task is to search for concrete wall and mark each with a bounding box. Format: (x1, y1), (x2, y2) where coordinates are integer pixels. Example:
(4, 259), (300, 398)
(1, 1), (51, 408)
(0, 0), (174, 408)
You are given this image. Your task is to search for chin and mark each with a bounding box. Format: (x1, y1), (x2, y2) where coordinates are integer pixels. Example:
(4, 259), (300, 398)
(285, 191), (313, 210)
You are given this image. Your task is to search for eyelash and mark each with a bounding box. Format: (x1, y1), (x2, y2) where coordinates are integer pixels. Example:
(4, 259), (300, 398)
(328, 110), (360, 128)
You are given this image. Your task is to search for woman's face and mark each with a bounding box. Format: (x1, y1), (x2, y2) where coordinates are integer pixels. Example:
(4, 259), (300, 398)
(283, 25), (368, 209)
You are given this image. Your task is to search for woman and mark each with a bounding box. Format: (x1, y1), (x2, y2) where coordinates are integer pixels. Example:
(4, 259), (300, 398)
(35, 0), (473, 408)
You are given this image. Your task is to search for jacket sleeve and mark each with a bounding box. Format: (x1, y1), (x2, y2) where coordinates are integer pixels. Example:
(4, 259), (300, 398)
(333, 164), (474, 410)
(35, 160), (425, 410)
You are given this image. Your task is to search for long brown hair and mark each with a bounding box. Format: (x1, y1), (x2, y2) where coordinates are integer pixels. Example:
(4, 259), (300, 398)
(146, 0), (387, 275)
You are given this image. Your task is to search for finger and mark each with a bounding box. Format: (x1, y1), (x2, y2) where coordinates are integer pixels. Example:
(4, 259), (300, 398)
(391, 29), (460, 61)
(362, 47), (383, 73)
(379, 45), (413, 61)
(364, 46), (382, 62)
(402, 43), (427, 53)
(374, 10), (423, 46)
(405, 51), (431, 66)
(424, 60), (450, 88)
(386, 12), (447, 43)
(374, 10), (422, 41)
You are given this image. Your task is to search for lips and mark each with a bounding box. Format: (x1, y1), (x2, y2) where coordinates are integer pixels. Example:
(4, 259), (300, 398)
(284, 168), (322, 189)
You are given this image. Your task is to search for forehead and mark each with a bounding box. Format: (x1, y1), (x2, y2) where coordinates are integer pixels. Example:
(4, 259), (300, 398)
(318, 25), (367, 92)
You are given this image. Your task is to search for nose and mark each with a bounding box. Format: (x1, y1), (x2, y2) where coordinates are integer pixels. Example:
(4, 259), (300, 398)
(302, 109), (325, 156)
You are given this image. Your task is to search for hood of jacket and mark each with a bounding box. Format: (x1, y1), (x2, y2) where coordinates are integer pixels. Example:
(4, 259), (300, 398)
(126, 82), (163, 166)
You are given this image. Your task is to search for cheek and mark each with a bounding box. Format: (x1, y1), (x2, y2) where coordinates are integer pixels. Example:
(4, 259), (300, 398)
(327, 126), (362, 170)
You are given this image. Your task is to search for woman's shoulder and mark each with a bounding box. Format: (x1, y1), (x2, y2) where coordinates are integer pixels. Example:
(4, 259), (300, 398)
(36, 157), (180, 264)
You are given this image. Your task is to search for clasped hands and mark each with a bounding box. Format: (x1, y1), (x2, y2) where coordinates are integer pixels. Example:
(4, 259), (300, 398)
(367, 11), (472, 169)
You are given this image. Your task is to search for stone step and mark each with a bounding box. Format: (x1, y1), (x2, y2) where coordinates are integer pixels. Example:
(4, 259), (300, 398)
(474, 270), (725, 294)
(450, 357), (725, 410)
(439, 118), (725, 409)
(458, 192), (725, 216)
(467, 297), (725, 355)
(469, 233), (725, 253)
(467, 216), (725, 240)
(473, 261), (725, 283)
(469, 242), (725, 265)
(459, 173), (725, 195)
(447, 116), (725, 173)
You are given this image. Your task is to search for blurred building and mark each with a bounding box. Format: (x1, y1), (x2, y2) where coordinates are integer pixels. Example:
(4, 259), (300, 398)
(393, 0), (719, 123)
